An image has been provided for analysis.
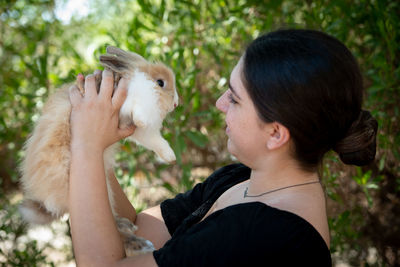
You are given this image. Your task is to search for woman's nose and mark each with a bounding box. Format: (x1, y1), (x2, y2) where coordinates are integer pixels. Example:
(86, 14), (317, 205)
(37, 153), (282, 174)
(216, 91), (228, 113)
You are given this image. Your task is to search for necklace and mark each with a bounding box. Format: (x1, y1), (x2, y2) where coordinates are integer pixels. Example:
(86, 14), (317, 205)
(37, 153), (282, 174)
(243, 180), (320, 198)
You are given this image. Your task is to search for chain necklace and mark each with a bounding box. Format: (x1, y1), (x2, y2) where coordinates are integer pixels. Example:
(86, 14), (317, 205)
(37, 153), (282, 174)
(243, 180), (320, 198)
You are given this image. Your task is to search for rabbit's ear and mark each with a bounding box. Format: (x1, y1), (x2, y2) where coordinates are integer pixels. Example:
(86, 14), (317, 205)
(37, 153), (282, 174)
(106, 46), (147, 65)
(99, 54), (131, 74)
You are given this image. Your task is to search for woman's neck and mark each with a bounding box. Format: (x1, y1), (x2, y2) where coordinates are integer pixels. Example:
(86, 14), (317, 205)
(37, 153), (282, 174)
(246, 157), (319, 196)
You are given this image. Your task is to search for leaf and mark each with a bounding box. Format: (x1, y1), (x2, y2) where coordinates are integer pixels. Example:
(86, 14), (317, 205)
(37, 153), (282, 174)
(185, 130), (208, 148)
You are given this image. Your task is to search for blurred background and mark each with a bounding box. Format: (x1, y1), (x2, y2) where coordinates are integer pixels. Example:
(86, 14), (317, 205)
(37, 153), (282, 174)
(0, 0), (399, 266)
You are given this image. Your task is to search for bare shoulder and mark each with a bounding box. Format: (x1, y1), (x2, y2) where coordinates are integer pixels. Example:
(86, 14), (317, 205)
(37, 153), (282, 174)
(265, 185), (330, 248)
(135, 205), (171, 250)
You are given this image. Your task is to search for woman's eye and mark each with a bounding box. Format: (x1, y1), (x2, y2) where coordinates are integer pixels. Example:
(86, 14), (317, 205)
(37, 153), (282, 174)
(228, 93), (238, 104)
(157, 79), (165, 87)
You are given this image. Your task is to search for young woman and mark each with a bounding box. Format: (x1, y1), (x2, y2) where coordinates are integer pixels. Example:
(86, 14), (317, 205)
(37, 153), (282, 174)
(68, 29), (378, 266)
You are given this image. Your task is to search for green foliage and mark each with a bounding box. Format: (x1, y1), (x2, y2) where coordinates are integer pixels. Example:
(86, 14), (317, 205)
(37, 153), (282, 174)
(0, 0), (399, 266)
(0, 191), (56, 267)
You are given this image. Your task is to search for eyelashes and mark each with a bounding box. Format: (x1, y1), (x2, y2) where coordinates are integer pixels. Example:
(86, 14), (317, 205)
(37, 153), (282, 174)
(228, 93), (238, 104)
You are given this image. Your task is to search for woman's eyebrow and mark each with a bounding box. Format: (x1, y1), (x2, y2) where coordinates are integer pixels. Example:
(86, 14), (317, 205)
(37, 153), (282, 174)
(228, 80), (241, 100)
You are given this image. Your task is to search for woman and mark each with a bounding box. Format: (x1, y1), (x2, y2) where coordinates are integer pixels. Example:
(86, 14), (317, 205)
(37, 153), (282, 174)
(68, 29), (378, 266)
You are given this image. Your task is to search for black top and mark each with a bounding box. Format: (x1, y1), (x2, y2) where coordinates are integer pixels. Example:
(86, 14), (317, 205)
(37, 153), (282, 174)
(153, 163), (332, 266)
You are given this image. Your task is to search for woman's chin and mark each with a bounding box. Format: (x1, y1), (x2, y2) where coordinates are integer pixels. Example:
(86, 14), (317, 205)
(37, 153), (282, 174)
(227, 140), (237, 157)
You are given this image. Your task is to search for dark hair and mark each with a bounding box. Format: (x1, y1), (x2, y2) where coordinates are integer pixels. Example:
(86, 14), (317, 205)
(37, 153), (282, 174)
(242, 29), (378, 171)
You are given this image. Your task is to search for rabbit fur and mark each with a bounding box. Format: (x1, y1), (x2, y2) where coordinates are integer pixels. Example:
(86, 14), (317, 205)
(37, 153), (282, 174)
(19, 46), (178, 255)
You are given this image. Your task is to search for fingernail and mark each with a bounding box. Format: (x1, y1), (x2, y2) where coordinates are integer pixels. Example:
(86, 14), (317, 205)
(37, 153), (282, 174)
(119, 77), (127, 85)
(103, 69), (112, 76)
(77, 73), (84, 79)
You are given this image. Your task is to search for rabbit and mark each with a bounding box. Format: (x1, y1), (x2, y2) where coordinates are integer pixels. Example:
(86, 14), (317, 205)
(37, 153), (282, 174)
(18, 46), (179, 256)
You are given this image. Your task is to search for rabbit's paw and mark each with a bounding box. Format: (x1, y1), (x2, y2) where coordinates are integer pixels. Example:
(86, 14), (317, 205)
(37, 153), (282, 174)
(116, 217), (138, 236)
(115, 217), (155, 257)
(124, 235), (155, 257)
(156, 146), (176, 163)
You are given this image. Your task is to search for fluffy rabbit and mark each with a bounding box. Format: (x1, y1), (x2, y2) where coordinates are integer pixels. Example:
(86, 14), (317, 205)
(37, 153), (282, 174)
(19, 46), (178, 256)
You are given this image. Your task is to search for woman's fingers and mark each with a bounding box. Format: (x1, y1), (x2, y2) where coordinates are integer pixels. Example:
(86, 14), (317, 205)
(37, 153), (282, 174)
(84, 74), (97, 99)
(69, 84), (82, 107)
(69, 71), (133, 148)
(99, 69), (114, 99)
(94, 70), (102, 93)
(76, 73), (85, 95)
(110, 76), (133, 138)
(73, 70), (127, 113)
(112, 77), (129, 109)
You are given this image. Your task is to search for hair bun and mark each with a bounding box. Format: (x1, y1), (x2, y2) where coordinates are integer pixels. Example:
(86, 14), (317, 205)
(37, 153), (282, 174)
(334, 110), (378, 166)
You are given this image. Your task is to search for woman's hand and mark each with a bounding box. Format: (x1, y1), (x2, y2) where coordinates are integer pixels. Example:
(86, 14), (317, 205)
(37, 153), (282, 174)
(69, 69), (135, 153)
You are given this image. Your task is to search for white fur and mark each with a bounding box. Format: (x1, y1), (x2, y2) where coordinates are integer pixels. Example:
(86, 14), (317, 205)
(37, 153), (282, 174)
(119, 71), (176, 162)
(121, 71), (162, 128)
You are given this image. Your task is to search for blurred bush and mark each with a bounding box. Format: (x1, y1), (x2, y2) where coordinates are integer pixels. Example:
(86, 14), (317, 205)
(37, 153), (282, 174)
(0, 0), (398, 266)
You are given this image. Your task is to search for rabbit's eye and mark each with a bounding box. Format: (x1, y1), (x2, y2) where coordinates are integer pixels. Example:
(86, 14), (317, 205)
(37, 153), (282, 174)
(157, 79), (165, 88)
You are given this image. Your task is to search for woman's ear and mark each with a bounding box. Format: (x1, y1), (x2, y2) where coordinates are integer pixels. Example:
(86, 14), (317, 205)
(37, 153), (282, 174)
(266, 122), (290, 150)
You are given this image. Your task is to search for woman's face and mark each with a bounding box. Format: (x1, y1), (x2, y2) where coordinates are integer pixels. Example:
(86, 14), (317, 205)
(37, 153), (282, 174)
(216, 58), (269, 165)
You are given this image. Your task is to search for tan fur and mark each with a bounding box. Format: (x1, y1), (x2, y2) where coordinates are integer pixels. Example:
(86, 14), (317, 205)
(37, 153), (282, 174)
(20, 85), (72, 217)
(19, 47), (177, 255)
(138, 64), (176, 119)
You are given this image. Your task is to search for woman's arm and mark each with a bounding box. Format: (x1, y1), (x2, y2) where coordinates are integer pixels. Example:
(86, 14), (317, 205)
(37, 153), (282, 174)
(69, 145), (127, 265)
(68, 71), (158, 266)
(107, 170), (137, 222)
(135, 205), (171, 249)
(108, 171), (171, 249)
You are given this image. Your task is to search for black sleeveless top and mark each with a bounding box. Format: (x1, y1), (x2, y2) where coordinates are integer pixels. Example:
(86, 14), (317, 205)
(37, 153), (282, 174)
(153, 163), (332, 266)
